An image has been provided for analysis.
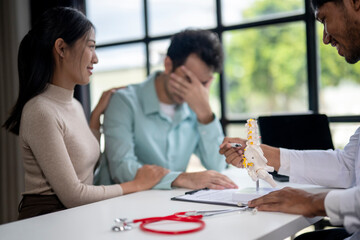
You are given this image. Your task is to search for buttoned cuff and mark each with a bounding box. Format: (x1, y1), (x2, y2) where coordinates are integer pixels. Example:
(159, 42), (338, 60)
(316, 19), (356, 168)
(152, 171), (182, 190)
(326, 187), (360, 233)
(278, 148), (290, 176)
(325, 190), (344, 226)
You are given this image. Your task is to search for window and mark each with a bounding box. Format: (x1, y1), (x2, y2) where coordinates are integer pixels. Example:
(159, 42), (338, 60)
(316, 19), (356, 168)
(149, 39), (169, 72)
(330, 123), (359, 149)
(224, 22), (307, 119)
(89, 44), (146, 111)
(86, 0), (144, 44)
(222, 0), (304, 26)
(148, 0), (216, 37)
(86, 0), (360, 150)
(317, 21), (360, 116)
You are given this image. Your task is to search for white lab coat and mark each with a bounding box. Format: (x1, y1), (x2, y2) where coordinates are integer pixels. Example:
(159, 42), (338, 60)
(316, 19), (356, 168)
(279, 127), (360, 237)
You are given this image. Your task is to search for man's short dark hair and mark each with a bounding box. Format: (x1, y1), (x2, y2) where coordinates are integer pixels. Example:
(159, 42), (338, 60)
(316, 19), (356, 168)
(166, 29), (224, 73)
(310, 0), (342, 11)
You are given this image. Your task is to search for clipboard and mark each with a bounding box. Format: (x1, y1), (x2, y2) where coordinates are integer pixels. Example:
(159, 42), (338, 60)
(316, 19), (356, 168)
(171, 188), (273, 207)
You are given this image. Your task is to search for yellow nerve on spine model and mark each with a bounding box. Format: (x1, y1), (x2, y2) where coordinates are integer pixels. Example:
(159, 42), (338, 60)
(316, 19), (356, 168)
(243, 119), (277, 188)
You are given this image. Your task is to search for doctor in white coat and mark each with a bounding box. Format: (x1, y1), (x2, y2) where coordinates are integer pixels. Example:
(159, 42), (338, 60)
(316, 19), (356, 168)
(220, 0), (360, 239)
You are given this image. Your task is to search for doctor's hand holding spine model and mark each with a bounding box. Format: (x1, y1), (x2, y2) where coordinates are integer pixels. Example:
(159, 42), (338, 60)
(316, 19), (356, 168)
(220, 0), (360, 239)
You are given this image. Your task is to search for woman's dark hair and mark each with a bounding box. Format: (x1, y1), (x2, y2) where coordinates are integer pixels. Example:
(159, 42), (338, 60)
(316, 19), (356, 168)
(166, 29), (224, 73)
(3, 7), (94, 135)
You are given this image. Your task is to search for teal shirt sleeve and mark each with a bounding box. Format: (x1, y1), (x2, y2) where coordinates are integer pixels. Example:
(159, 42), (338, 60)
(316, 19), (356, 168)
(103, 90), (179, 190)
(153, 171), (182, 189)
(195, 116), (227, 171)
(103, 92), (141, 183)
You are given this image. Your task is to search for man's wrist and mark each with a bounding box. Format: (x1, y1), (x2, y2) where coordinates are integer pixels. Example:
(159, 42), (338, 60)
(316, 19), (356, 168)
(120, 180), (140, 195)
(171, 172), (188, 188)
(262, 144), (281, 171)
(197, 112), (214, 124)
(308, 192), (328, 217)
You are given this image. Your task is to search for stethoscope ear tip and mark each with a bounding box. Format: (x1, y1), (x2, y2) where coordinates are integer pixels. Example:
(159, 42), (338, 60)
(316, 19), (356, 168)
(112, 226), (121, 232)
(112, 224), (133, 232)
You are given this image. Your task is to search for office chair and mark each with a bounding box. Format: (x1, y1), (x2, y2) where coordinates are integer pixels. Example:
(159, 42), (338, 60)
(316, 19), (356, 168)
(257, 114), (334, 182)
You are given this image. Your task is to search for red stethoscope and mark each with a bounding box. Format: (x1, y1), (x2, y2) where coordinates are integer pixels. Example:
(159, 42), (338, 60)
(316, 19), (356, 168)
(112, 207), (249, 235)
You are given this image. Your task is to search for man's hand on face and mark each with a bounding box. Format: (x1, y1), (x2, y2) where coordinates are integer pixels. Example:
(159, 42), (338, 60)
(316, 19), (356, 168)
(169, 66), (214, 124)
(171, 170), (238, 190)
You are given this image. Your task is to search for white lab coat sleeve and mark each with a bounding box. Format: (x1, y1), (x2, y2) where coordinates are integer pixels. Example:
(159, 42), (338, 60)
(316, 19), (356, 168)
(287, 148), (356, 187)
(284, 127), (360, 188)
(325, 187), (360, 234)
(278, 148), (291, 176)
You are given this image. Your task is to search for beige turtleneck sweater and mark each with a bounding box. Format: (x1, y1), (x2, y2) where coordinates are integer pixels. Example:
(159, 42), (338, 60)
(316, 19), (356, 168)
(19, 84), (123, 208)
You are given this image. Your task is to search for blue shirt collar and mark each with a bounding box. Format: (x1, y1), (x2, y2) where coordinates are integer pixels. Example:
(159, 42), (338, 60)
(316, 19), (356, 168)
(140, 72), (160, 115)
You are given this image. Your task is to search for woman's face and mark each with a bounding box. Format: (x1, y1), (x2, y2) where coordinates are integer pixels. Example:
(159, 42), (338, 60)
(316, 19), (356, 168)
(63, 28), (98, 86)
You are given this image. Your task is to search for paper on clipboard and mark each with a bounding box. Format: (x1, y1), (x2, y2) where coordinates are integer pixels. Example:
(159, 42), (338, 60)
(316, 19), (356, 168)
(171, 188), (275, 207)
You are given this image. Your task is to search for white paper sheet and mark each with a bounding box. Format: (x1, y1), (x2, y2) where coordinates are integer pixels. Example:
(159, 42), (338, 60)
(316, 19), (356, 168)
(172, 188), (276, 206)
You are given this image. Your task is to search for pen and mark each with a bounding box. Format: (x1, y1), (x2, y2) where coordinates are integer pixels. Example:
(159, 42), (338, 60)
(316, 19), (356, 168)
(185, 188), (209, 195)
(230, 143), (242, 148)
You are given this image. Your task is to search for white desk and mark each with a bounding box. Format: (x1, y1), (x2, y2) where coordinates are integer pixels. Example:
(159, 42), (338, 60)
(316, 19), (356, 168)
(0, 168), (330, 240)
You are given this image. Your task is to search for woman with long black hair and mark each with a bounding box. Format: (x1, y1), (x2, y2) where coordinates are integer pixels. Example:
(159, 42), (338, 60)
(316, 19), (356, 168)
(3, 7), (168, 220)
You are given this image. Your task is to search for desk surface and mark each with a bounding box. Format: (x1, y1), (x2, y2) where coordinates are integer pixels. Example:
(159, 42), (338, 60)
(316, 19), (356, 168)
(0, 168), (330, 240)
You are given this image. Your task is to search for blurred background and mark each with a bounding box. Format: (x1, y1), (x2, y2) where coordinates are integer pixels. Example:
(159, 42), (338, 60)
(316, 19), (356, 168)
(1, 0), (360, 224)
(86, 0), (360, 150)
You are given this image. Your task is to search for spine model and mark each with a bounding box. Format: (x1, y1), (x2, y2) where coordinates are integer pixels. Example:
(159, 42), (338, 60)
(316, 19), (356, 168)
(243, 119), (277, 188)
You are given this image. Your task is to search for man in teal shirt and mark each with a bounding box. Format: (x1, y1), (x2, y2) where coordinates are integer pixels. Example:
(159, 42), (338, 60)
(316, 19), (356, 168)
(100, 29), (237, 190)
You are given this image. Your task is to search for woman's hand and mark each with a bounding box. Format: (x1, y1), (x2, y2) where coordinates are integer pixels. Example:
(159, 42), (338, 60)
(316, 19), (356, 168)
(121, 165), (169, 194)
(89, 87), (125, 130)
(171, 170), (238, 190)
(133, 165), (169, 190)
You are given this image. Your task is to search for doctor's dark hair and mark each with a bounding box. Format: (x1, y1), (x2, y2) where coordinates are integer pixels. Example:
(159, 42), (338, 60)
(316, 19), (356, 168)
(3, 7), (94, 135)
(310, 0), (342, 11)
(166, 29), (224, 73)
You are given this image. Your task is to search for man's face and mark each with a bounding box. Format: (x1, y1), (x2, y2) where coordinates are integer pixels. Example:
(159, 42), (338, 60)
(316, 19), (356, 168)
(316, 1), (360, 63)
(165, 54), (214, 104)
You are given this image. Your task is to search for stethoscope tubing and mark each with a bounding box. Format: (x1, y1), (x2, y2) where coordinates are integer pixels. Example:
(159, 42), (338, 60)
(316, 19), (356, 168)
(133, 211), (205, 235)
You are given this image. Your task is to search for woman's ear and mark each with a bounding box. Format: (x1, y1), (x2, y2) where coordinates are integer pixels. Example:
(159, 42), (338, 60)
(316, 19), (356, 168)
(347, 0), (360, 11)
(164, 56), (173, 74)
(54, 38), (66, 58)
(353, 0), (360, 11)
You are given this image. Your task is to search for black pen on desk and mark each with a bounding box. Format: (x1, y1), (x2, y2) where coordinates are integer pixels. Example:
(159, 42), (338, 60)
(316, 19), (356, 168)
(185, 188), (209, 195)
(230, 143), (242, 148)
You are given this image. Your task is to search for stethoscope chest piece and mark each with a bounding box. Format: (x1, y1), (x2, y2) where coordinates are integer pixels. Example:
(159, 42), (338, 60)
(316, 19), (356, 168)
(112, 218), (132, 232)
